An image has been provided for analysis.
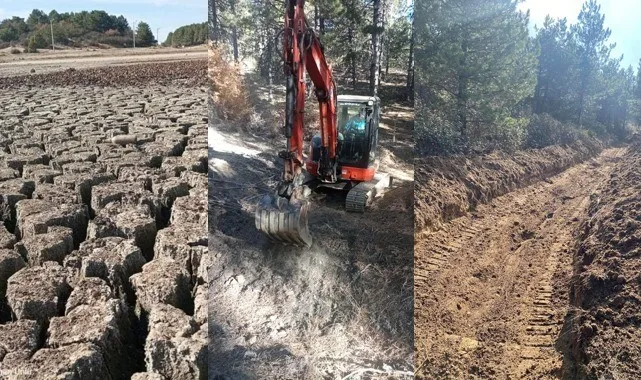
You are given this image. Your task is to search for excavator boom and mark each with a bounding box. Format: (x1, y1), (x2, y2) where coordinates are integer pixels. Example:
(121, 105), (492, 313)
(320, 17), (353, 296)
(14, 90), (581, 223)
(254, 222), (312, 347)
(255, 0), (338, 247)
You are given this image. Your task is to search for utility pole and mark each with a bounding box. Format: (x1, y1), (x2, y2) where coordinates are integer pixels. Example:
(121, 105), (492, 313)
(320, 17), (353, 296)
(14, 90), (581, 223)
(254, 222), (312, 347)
(50, 19), (55, 51)
(156, 28), (160, 46)
(133, 20), (136, 48)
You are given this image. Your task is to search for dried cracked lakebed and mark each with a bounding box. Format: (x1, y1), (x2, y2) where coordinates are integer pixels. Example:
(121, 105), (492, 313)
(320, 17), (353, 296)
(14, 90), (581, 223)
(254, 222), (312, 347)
(0, 61), (208, 379)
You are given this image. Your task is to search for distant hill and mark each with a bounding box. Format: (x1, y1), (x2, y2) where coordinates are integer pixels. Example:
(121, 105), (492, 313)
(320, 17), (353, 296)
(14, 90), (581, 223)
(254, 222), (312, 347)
(0, 9), (154, 50)
(164, 23), (207, 47)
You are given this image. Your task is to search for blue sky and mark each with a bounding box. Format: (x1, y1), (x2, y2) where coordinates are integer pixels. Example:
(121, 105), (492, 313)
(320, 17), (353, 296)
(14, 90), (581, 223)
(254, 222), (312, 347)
(520, 0), (641, 70)
(0, 0), (206, 43)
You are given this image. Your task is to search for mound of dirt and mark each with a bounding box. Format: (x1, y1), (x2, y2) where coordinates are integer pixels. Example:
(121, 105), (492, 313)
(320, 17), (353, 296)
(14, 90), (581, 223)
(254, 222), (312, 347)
(0, 60), (207, 89)
(565, 139), (641, 379)
(414, 138), (602, 234)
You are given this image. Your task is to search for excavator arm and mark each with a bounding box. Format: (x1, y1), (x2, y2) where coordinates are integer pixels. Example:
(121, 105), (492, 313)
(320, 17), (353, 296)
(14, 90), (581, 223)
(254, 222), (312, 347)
(255, 0), (338, 247)
(282, 0), (338, 188)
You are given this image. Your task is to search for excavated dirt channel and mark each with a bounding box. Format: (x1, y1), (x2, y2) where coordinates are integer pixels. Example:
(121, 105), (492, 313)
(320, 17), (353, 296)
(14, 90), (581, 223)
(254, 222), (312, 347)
(414, 147), (625, 379)
(0, 61), (208, 379)
(563, 140), (641, 379)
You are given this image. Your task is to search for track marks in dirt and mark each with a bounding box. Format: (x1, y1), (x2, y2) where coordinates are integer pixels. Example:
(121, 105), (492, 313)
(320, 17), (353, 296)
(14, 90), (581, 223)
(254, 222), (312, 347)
(414, 219), (477, 278)
(414, 148), (625, 379)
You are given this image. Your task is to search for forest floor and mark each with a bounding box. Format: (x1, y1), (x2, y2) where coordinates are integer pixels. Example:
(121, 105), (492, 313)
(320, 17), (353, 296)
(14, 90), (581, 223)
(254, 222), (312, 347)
(208, 69), (414, 379)
(413, 143), (641, 379)
(0, 45), (207, 77)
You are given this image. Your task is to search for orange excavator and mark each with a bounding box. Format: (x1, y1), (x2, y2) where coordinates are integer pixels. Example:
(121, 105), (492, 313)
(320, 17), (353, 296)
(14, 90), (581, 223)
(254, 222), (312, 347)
(255, 0), (391, 247)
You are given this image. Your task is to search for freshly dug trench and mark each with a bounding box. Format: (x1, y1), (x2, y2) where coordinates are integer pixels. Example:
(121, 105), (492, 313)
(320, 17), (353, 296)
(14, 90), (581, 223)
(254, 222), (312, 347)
(565, 141), (641, 379)
(415, 139), (602, 234)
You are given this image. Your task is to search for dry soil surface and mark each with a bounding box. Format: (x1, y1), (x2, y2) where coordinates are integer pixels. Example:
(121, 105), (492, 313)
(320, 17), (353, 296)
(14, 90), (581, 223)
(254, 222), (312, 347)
(209, 74), (414, 379)
(0, 46), (207, 77)
(565, 139), (641, 379)
(414, 147), (626, 379)
(0, 59), (208, 379)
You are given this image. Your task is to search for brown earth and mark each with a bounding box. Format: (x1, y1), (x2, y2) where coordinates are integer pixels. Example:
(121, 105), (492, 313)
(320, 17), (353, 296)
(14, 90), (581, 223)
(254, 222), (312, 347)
(565, 139), (641, 379)
(414, 146), (627, 379)
(209, 70), (414, 379)
(414, 139), (603, 234)
(0, 59), (207, 88)
(0, 60), (207, 379)
(0, 46), (207, 77)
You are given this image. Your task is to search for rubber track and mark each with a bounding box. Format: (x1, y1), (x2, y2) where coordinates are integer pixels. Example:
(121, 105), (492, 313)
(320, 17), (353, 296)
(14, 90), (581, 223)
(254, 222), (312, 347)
(345, 182), (375, 213)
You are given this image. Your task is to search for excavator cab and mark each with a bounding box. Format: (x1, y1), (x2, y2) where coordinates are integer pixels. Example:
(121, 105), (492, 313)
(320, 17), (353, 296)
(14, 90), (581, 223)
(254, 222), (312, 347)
(336, 95), (381, 173)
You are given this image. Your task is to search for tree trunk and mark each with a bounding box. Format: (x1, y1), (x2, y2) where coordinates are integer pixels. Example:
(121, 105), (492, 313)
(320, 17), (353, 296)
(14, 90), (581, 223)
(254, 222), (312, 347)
(385, 36), (390, 79)
(578, 70), (588, 126)
(457, 37), (469, 149)
(378, 2), (387, 82)
(209, 0), (220, 43)
(266, 30), (274, 101)
(406, 18), (415, 101)
(369, 0), (382, 96)
(232, 27), (239, 61)
(230, 0), (239, 61)
(533, 59), (545, 114)
(314, 2), (319, 30)
(348, 26), (356, 90)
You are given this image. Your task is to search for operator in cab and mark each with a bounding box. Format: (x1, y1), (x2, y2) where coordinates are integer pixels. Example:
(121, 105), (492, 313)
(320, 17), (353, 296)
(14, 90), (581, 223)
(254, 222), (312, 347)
(344, 108), (367, 133)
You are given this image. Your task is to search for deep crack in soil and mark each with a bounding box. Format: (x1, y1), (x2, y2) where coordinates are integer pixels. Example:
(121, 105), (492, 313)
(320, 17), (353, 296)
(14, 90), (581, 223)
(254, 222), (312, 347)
(414, 147), (625, 379)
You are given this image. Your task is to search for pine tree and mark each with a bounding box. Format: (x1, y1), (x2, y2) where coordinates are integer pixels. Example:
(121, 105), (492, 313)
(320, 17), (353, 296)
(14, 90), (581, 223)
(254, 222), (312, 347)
(135, 22), (156, 47)
(572, 0), (614, 127)
(415, 0), (537, 154)
(533, 17), (577, 120)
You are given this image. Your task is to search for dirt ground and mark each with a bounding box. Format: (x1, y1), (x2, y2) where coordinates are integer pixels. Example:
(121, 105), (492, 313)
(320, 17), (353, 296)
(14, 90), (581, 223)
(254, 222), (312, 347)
(565, 138), (641, 379)
(0, 46), (207, 77)
(414, 146), (626, 379)
(0, 57), (207, 378)
(209, 69), (414, 379)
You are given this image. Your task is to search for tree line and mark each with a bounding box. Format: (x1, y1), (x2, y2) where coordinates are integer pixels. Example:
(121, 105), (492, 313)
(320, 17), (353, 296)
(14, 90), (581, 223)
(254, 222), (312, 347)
(0, 9), (157, 51)
(208, 0), (414, 98)
(415, 0), (641, 155)
(164, 23), (208, 47)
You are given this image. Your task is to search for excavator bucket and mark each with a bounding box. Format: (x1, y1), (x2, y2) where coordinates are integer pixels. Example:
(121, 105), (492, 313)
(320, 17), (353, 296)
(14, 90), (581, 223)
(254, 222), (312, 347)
(255, 194), (313, 247)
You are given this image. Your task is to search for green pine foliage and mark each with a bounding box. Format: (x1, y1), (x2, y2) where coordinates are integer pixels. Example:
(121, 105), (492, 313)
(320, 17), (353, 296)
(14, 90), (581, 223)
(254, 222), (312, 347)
(164, 23), (207, 47)
(416, 0), (640, 155)
(135, 22), (156, 47)
(211, 0), (413, 96)
(415, 0), (537, 154)
(0, 8), (137, 48)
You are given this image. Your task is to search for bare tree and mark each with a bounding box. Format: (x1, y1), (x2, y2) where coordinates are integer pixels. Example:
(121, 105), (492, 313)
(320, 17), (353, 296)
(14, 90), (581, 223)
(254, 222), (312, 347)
(209, 0), (220, 43)
(369, 0), (382, 96)
(407, 15), (415, 101)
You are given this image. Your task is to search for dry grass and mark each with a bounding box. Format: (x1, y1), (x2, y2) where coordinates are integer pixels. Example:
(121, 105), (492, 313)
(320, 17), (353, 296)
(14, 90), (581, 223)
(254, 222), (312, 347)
(208, 42), (251, 123)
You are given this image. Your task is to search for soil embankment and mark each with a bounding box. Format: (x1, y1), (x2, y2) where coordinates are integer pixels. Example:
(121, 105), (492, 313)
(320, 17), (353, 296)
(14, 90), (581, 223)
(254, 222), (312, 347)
(564, 139), (641, 379)
(414, 141), (625, 379)
(415, 139), (603, 235)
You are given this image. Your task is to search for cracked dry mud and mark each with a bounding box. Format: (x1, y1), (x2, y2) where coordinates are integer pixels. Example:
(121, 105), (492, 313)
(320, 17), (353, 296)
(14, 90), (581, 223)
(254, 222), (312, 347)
(0, 61), (208, 379)
(414, 147), (626, 379)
